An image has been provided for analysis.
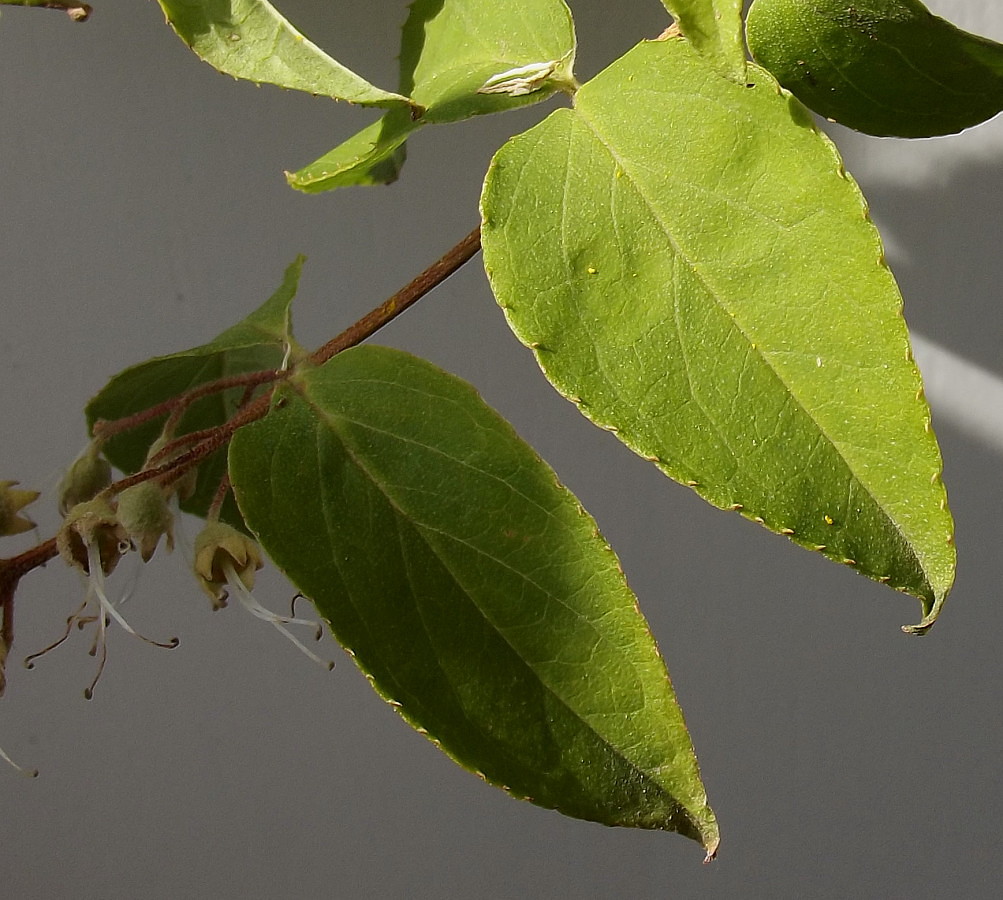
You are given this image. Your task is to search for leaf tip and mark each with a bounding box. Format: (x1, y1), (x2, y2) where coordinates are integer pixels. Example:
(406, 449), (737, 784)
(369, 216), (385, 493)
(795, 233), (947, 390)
(700, 820), (720, 862)
(901, 591), (947, 636)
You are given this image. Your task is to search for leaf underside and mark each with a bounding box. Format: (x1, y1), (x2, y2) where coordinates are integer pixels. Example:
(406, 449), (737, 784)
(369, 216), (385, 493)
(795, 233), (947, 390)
(480, 37), (955, 632)
(228, 345), (719, 855)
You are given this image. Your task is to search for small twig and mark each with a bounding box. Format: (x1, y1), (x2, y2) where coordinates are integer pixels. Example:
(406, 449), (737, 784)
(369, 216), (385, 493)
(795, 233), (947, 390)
(310, 225), (482, 366)
(207, 472), (232, 521)
(93, 369), (280, 442)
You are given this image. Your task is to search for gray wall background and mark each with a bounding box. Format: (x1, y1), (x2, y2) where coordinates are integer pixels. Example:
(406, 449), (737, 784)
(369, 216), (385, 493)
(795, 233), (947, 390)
(2, 1), (1001, 896)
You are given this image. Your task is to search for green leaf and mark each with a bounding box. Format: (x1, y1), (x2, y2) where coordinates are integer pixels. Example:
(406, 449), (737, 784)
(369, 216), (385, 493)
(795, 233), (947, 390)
(288, 107), (417, 193)
(660, 0), (745, 80)
(85, 256), (305, 527)
(228, 345), (719, 854)
(746, 0), (1003, 137)
(480, 36), (955, 632)
(288, 0), (577, 193)
(156, 0), (413, 108)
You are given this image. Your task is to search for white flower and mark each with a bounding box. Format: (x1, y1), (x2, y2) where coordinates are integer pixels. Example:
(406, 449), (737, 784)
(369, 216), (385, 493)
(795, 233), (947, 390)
(31, 501), (178, 698)
(194, 521), (332, 670)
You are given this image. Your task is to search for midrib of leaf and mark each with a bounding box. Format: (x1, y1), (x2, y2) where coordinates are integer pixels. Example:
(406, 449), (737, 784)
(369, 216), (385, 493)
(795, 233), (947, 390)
(566, 103), (928, 588)
(295, 383), (699, 813)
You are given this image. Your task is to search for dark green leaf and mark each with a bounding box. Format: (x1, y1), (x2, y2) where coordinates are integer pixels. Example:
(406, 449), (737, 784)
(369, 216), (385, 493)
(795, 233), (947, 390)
(747, 0), (1003, 137)
(85, 257), (305, 526)
(480, 36), (955, 631)
(288, 0), (577, 193)
(228, 345), (719, 854)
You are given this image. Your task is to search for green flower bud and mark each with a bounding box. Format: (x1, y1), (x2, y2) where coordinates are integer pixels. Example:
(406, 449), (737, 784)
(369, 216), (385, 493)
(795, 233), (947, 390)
(0, 480), (40, 537)
(58, 445), (112, 515)
(116, 481), (175, 562)
(57, 497), (129, 576)
(193, 521), (262, 610)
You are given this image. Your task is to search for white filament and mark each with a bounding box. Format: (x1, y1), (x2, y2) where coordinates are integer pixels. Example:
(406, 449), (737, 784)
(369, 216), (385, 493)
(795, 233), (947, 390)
(222, 561), (333, 670)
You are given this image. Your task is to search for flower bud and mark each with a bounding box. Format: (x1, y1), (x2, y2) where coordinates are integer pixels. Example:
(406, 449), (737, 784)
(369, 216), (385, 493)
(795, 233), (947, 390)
(0, 481), (40, 537)
(193, 521), (262, 610)
(116, 481), (175, 562)
(57, 497), (129, 576)
(58, 445), (112, 515)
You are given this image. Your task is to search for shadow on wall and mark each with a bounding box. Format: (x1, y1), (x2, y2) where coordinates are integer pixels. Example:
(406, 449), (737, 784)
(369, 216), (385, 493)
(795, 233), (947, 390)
(837, 137), (1003, 376)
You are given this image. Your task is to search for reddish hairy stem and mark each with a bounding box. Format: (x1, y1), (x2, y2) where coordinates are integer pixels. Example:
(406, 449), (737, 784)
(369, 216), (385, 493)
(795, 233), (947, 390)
(93, 369), (281, 442)
(1, 226), (483, 596)
(309, 226), (481, 365)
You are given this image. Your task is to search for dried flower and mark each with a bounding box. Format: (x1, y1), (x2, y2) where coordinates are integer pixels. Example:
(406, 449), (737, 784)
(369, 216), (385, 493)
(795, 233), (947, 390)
(0, 481), (40, 538)
(193, 521), (262, 610)
(56, 497), (129, 576)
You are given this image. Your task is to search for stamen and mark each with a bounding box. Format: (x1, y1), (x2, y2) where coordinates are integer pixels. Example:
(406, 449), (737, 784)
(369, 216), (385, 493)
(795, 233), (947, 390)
(289, 593), (323, 641)
(222, 561), (333, 670)
(23, 598), (89, 669)
(25, 538), (178, 699)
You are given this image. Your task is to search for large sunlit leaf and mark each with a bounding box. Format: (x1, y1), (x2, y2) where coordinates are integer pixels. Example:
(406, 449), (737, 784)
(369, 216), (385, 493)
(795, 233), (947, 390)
(228, 345), (719, 854)
(157, 0), (413, 107)
(747, 0), (1003, 137)
(660, 0), (745, 80)
(85, 257), (305, 526)
(481, 36), (955, 632)
(289, 0), (577, 193)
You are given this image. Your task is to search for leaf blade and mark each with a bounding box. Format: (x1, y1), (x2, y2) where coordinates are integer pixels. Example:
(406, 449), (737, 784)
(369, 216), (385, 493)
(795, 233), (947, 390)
(746, 0), (1003, 137)
(157, 0), (412, 107)
(288, 0), (577, 193)
(228, 345), (718, 852)
(480, 37), (955, 628)
(659, 0), (745, 79)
